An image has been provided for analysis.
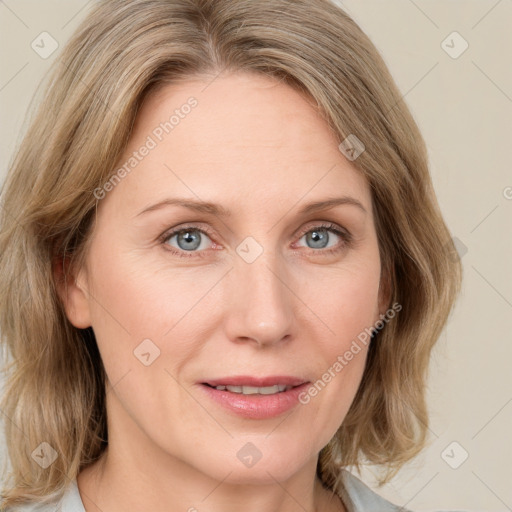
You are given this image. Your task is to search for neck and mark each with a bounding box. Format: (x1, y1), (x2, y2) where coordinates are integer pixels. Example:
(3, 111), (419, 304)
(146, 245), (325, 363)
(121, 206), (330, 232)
(77, 445), (345, 512)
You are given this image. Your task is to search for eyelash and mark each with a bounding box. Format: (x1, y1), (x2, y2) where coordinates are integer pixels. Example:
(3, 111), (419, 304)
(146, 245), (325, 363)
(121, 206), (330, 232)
(158, 222), (353, 259)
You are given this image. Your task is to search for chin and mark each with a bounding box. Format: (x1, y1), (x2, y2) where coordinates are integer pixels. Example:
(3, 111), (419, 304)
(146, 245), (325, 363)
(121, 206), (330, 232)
(193, 440), (314, 485)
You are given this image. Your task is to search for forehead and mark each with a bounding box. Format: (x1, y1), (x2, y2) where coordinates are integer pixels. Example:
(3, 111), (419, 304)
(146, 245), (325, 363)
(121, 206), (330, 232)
(100, 71), (372, 219)
(137, 72), (339, 157)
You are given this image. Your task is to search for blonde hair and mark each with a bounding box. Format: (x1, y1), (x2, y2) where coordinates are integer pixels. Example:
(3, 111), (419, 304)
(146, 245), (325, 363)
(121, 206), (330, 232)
(0, 0), (462, 507)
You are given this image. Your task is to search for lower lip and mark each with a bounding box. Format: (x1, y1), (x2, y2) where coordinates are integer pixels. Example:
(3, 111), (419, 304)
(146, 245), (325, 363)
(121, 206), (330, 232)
(198, 383), (311, 419)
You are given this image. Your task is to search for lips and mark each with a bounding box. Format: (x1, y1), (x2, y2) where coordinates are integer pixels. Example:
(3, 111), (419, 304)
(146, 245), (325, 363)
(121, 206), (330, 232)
(198, 378), (312, 419)
(202, 375), (307, 388)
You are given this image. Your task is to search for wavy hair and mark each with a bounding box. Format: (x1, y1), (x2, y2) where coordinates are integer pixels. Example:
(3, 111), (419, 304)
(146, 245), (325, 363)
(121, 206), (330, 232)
(0, 0), (463, 507)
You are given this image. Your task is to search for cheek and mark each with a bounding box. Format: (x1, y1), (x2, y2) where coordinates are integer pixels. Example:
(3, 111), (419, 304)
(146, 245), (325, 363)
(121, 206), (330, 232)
(292, 258), (379, 434)
(83, 251), (206, 433)
(296, 254), (381, 345)
(84, 245), (221, 376)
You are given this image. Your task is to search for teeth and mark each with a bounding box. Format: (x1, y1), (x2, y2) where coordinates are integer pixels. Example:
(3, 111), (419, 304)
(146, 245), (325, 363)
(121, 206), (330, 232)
(214, 384), (292, 394)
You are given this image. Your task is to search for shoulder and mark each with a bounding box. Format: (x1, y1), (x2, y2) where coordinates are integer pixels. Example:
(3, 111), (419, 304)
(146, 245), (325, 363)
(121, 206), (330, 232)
(335, 469), (465, 512)
(2, 479), (84, 512)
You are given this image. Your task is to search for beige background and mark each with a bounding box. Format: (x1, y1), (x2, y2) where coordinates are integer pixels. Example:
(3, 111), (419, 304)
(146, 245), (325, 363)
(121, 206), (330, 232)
(1, 1), (511, 511)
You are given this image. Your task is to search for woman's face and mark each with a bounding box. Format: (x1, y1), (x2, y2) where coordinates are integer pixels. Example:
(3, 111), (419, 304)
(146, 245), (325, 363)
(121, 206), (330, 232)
(63, 71), (387, 484)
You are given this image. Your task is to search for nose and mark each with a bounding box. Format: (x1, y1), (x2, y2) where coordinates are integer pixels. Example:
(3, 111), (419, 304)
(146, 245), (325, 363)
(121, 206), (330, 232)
(223, 250), (295, 348)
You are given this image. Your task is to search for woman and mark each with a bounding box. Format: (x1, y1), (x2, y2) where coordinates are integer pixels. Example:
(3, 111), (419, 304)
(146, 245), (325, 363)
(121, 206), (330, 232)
(0, 1), (462, 511)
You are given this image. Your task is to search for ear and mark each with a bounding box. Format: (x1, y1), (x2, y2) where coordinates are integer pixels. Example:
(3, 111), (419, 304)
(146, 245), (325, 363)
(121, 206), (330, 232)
(53, 254), (92, 329)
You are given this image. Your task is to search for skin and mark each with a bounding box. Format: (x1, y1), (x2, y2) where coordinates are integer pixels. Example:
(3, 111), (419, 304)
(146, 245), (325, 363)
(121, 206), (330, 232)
(57, 71), (389, 512)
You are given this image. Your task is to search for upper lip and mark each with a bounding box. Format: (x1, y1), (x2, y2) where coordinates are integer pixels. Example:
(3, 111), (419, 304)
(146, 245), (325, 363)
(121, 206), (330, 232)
(202, 375), (308, 387)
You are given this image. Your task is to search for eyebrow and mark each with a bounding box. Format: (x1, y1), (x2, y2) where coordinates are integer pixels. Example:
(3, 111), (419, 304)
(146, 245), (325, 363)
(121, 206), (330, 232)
(135, 195), (367, 218)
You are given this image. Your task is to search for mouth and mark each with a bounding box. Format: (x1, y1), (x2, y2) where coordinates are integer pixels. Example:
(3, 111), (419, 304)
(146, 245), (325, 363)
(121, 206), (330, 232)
(201, 375), (308, 395)
(198, 376), (310, 419)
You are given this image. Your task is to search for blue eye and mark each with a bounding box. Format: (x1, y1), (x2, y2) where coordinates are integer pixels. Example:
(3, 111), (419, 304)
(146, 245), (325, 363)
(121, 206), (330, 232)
(161, 227), (214, 258)
(159, 222), (352, 259)
(294, 222), (353, 256)
(299, 226), (341, 250)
